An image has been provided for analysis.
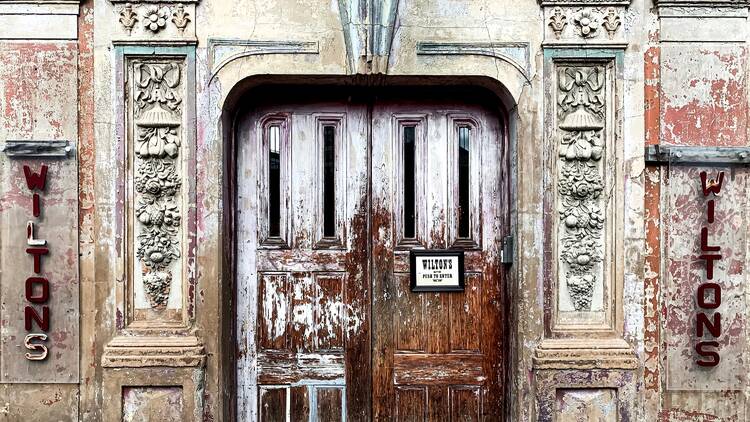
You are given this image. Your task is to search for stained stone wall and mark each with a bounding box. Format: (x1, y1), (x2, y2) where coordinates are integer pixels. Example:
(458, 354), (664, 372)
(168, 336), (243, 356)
(0, 0), (749, 420)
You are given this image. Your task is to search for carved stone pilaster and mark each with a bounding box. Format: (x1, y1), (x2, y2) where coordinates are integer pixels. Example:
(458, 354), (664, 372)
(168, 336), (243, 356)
(546, 54), (623, 336)
(103, 48), (202, 370)
(556, 65), (606, 313)
(535, 55), (635, 420)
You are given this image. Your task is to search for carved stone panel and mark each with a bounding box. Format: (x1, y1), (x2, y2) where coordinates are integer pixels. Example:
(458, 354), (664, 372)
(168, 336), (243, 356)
(535, 369), (635, 421)
(544, 6), (625, 46)
(123, 386), (184, 421)
(126, 57), (189, 328)
(556, 388), (618, 421)
(549, 57), (620, 334)
(114, 2), (196, 42)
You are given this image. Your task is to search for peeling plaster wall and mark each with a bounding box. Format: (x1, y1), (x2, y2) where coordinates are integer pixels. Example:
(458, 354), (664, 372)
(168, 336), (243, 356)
(0, 2), (83, 419)
(644, 3), (750, 421)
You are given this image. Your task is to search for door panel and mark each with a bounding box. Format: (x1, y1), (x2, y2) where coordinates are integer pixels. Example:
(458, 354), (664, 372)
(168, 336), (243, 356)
(237, 93), (507, 421)
(371, 100), (506, 421)
(237, 101), (369, 421)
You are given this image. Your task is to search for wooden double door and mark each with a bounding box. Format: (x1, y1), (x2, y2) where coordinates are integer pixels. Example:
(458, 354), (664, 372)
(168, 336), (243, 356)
(235, 89), (508, 421)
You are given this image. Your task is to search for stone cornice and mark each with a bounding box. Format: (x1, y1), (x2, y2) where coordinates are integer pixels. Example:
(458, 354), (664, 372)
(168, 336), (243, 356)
(0, 1), (79, 40)
(102, 335), (206, 368)
(654, 0), (749, 4)
(416, 42), (531, 83)
(540, 0), (630, 6)
(110, 0), (198, 3)
(533, 338), (638, 370)
(0, 1), (80, 4)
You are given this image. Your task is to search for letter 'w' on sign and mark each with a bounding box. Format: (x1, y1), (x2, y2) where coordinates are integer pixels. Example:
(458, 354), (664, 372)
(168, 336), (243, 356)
(23, 164), (48, 191)
(700, 171), (725, 197)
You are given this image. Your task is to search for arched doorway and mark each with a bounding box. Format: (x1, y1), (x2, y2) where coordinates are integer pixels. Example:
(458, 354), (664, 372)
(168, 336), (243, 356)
(229, 84), (512, 421)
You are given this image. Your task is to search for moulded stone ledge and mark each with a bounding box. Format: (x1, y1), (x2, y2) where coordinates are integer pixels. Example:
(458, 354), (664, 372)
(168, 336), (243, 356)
(532, 338), (638, 370)
(0, 1), (80, 40)
(539, 0), (631, 5)
(654, 0), (749, 4)
(110, 0), (199, 3)
(102, 335), (206, 368)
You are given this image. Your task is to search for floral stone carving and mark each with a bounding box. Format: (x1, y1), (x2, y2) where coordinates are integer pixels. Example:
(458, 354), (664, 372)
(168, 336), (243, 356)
(548, 7), (567, 39)
(143, 6), (169, 33)
(572, 9), (602, 38)
(132, 61), (184, 310)
(119, 3), (138, 34)
(133, 62), (182, 117)
(171, 4), (191, 33)
(557, 65), (606, 311)
(603, 7), (621, 39)
(143, 272), (172, 309)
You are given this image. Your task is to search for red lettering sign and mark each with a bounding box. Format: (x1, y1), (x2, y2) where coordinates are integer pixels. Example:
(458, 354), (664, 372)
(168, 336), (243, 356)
(22, 165), (50, 360)
(695, 171), (724, 367)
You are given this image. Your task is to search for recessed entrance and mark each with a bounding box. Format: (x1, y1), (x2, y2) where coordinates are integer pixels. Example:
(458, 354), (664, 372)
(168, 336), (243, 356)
(232, 86), (511, 421)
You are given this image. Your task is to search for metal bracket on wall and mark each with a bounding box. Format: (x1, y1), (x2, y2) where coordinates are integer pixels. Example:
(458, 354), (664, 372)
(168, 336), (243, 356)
(1, 140), (73, 158)
(500, 235), (514, 265)
(645, 145), (750, 166)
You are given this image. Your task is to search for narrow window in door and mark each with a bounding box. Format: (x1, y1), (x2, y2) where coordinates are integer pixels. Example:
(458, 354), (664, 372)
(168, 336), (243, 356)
(268, 124), (281, 237)
(323, 125), (336, 237)
(403, 126), (416, 239)
(458, 126), (470, 238)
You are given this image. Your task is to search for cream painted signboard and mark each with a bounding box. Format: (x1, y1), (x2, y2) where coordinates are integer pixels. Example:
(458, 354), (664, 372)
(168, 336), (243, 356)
(0, 146), (79, 383)
(665, 165), (747, 390)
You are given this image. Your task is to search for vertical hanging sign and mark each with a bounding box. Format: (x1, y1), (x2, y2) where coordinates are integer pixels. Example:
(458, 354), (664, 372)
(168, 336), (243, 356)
(1, 140), (79, 383)
(665, 163), (747, 391)
(23, 164), (51, 360)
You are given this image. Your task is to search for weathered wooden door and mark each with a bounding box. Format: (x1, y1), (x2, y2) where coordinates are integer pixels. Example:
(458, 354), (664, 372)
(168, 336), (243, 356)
(236, 91), (508, 421)
(370, 99), (507, 421)
(236, 100), (371, 421)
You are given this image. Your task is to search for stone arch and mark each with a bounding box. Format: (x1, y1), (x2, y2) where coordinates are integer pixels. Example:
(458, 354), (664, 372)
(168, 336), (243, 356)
(209, 54), (530, 418)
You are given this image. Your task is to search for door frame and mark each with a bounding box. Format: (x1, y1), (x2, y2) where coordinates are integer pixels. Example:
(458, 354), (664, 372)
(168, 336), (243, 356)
(219, 79), (517, 421)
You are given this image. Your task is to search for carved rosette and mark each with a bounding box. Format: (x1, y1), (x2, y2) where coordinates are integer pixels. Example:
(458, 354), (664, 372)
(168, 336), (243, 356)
(132, 61), (184, 310)
(572, 8), (602, 38)
(556, 65), (606, 311)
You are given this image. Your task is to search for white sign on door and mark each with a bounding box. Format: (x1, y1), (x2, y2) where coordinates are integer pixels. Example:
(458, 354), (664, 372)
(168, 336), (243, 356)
(410, 251), (464, 292)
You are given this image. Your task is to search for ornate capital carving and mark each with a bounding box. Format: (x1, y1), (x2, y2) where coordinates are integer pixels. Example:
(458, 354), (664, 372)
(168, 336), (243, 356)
(543, 6), (626, 47)
(114, 3), (195, 42)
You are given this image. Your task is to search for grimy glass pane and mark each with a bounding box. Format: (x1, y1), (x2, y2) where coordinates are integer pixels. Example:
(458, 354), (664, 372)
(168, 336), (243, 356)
(269, 125), (281, 237)
(458, 126), (470, 238)
(323, 125), (336, 237)
(404, 126), (416, 239)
